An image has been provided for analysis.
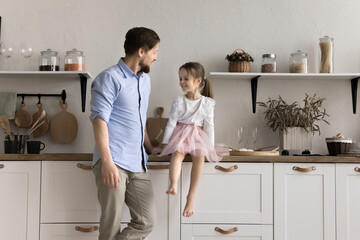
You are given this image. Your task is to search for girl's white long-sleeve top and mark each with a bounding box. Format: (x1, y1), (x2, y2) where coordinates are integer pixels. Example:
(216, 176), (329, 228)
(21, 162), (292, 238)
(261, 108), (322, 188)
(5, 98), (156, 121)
(162, 95), (215, 145)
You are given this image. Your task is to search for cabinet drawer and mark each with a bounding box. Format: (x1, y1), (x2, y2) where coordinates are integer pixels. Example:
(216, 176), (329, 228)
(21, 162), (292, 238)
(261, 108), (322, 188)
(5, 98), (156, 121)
(181, 162), (273, 224)
(40, 223), (99, 240)
(41, 161), (100, 223)
(181, 224), (273, 239)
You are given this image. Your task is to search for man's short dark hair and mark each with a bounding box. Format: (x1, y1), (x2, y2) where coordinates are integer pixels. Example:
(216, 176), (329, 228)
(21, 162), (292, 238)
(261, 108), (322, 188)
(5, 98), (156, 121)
(124, 27), (160, 56)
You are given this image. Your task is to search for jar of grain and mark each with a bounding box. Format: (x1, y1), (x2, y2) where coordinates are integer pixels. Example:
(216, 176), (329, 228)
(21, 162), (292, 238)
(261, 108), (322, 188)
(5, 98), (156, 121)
(319, 36), (334, 73)
(64, 48), (85, 71)
(261, 54), (276, 73)
(289, 50), (308, 73)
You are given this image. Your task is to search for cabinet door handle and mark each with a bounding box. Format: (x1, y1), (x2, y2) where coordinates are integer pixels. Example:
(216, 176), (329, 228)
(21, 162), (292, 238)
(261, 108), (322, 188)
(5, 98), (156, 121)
(215, 227), (238, 234)
(215, 165), (238, 172)
(0, 164), (4, 169)
(147, 165), (169, 170)
(354, 167), (360, 172)
(75, 226), (99, 232)
(292, 166), (316, 172)
(77, 163), (92, 170)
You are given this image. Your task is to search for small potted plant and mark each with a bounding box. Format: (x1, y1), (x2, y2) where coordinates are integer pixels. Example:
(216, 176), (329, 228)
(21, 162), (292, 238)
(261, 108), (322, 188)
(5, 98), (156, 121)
(257, 94), (329, 152)
(225, 48), (254, 72)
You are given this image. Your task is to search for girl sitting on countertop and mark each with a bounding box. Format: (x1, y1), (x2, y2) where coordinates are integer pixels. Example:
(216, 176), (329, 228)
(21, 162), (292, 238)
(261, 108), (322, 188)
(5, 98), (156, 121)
(155, 62), (228, 218)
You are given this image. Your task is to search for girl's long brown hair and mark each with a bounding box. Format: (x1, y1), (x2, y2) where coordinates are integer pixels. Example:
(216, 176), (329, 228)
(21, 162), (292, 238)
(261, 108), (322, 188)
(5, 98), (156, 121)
(179, 62), (213, 98)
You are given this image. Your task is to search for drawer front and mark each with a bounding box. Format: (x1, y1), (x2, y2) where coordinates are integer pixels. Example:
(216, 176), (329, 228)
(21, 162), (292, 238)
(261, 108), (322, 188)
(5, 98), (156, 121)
(181, 162), (273, 224)
(40, 223), (99, 240)
(181, 224), (273, 239)
(41, 161), (100, 223)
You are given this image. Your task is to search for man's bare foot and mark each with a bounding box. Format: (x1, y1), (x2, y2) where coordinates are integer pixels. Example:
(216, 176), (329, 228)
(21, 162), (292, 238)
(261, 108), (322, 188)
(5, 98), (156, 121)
(182, 199), (194, 217)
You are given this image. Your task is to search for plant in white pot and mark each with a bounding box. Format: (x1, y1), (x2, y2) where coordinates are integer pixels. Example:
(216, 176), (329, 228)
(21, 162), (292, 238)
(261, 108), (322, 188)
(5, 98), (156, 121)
(257, 94), (329, 154)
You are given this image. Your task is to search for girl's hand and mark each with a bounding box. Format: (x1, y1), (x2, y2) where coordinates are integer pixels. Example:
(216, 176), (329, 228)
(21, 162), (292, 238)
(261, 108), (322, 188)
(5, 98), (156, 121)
(151, 147), (163, 155)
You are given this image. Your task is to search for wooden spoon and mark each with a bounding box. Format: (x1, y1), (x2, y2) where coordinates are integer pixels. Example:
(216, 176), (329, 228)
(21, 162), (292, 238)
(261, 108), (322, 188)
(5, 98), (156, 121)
(0, 115), (10, 136)
(14, 117), (21, 135)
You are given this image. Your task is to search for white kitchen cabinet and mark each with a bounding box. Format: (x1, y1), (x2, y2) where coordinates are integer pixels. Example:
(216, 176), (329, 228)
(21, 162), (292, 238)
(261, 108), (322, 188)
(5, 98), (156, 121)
(40, 224), (99, 240)
(0, 161), (40, 240)
(181, 224), (273, 240)
(41, 161), (100, 223)
(122, 162), (181, 240)
(336, 163), (360, 240)
(181, 162), (273, 224)
(274, 163), (336, 240)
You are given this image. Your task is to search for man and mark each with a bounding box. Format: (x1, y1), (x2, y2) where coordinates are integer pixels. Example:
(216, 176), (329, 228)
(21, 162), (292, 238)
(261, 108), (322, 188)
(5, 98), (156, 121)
(90, 27), (160, 240)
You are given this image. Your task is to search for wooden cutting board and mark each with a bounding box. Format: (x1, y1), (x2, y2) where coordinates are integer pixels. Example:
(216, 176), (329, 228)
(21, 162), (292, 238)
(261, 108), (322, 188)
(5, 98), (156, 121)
(146, 107), (168, 147)
(50, 100), (78, 144)
(32, 103), (49, 138)
(15, 102), (33, 128)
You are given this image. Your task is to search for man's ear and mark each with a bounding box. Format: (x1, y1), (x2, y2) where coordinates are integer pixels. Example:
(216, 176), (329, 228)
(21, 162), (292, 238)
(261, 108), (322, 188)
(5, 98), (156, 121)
(138, 47), (145, 58)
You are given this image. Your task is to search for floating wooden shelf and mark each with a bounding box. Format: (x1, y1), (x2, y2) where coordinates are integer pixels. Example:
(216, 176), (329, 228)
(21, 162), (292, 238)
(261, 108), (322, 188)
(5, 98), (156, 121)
(210, 72), (360, 114)
(0, 71), (92, 112)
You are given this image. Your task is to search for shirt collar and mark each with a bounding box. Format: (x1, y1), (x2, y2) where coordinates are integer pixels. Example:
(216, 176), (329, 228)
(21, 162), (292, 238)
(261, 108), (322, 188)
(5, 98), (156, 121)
(118, 58), (144, 79)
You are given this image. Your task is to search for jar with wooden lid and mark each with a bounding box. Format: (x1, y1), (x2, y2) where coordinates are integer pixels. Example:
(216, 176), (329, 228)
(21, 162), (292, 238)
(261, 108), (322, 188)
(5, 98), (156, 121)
(261, 54), (276, 73)
(289, 50), (308, 73)
(64, 48), (85, 71)
(39, 49), (60, 71)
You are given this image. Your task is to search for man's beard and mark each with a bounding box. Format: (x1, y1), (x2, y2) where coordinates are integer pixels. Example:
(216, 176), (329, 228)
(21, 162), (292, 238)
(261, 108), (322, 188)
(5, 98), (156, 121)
(140, 60), (150, 73)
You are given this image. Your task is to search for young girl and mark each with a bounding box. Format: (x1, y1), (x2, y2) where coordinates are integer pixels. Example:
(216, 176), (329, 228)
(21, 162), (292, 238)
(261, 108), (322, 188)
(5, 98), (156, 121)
(158, 62), (227, 218)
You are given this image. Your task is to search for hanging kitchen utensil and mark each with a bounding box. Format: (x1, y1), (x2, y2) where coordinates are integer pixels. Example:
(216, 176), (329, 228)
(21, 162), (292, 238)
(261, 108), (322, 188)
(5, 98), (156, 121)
(15, 102), (33, 128)
(146, 107), (168, 147)
(32, 103), (49, 138)
(50, 100), (78, 144)
(26, 110), (46, 135)
(14, 117), (21, 135)
(0, 115), (10, 136)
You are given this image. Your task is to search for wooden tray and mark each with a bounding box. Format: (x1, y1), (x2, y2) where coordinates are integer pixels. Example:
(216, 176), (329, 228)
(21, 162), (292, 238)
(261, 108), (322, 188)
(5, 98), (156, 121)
(230, 146), (280, 156)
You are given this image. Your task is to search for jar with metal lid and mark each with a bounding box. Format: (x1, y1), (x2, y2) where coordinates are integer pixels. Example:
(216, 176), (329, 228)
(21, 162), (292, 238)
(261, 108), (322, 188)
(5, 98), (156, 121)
(319, 36), (334, 73)
(289, 50), (308, 73)
(261, 54), (276, 73)
(39, 49), (60, 71)
(64, 48), (85, 71)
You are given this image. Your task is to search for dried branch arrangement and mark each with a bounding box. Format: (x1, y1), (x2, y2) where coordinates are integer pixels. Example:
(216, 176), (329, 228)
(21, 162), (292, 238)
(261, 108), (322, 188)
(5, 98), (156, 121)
(257, 94), (329, 135)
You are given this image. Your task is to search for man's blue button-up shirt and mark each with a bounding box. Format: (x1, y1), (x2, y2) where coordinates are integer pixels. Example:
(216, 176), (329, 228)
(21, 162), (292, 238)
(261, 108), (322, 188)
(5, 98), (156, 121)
(89, 58), (150, 172)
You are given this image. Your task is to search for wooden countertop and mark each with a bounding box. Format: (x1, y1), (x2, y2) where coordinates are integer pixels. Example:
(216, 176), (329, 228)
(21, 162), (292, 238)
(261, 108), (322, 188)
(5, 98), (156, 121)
(1, 153), (360, 163)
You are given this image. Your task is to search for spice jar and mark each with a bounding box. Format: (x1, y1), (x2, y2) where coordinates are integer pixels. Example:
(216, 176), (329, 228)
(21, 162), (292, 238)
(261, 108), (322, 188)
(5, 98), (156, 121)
(319, 36), (334, 73)
(64, 48), (85, 71)
(39, 49), (60, 71)
(289, 50), (308, 73)
(261, 54), (276, 73)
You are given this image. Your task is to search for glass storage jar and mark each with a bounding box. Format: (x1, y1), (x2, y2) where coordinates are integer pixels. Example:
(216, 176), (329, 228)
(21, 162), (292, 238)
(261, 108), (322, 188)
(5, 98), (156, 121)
(39, 49), (60, 71)
(261, 54), (276, 73)
(289, 50), (308, 73)
(64, 48), (85, 71)
(319, 36), (334, 73)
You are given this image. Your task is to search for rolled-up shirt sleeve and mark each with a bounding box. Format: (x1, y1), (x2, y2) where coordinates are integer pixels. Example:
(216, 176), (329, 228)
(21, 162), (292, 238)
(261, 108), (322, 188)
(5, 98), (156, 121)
(89, 72), (120, 123)
(203, 99), (215, 145)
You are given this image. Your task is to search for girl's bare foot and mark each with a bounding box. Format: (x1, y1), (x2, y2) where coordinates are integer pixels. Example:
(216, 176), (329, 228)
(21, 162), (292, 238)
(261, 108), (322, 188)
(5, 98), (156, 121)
(183, 199), (194, 217)
(166, 184), (177, 195)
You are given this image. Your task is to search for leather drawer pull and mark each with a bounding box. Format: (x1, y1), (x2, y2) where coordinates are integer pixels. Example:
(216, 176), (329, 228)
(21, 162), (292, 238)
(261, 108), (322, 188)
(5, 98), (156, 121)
(293, 166), (316, 172)
(215, 227), (238, 234)
(0, 164), (4, 169)
(147, 165), (169, 170)
(77, 163), (92, 170)
(354, 167), (360, 172)
(215, 165), (238, 172)
(75, 226), (99, 232)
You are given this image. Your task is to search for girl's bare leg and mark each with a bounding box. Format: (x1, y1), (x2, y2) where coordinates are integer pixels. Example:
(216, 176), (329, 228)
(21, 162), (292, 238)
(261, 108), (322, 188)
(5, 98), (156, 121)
(183, 154), (205, 217)
(166, 151), (185, 195)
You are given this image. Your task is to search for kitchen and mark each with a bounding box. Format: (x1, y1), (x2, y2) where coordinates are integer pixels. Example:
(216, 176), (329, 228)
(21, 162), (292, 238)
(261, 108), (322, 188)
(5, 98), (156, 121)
(1, 0), (360, 239)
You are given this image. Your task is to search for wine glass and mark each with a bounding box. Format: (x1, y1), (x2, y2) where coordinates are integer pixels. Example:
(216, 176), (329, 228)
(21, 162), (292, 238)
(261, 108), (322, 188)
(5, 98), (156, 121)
(1, 44), (13, 70)
(237, 126), (244, 149)
(20, 44), (33, 70)
(252, 126), (259, 148)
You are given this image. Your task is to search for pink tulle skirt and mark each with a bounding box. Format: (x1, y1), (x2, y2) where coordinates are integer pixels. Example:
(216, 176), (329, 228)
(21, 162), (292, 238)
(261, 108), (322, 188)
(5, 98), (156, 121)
(159, 123), (229, 162)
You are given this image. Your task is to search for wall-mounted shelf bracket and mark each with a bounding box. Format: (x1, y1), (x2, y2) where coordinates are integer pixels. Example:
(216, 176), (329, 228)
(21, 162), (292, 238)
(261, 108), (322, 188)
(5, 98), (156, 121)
(351, 77), (360, 114)
(79, 74), (88, 112)
(251, 75), (260, 113)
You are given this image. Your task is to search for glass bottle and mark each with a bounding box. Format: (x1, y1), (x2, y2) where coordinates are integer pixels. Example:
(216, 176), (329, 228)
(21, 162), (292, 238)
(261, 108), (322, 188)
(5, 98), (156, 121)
(289, 50), (308, 73)
(261, 54), (276, 73)
(319, 36), (334, 73)
(64, 48), (85, 71)
(39, 49), (60, 71)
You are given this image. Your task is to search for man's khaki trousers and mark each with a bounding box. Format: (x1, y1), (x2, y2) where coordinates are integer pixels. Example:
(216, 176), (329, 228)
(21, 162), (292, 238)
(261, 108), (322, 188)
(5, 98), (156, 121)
(93, 161), (156, 240)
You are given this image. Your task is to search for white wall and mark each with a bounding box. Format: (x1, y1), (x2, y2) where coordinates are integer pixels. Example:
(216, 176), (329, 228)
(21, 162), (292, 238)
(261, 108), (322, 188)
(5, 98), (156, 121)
(0, 0), (359, 154)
